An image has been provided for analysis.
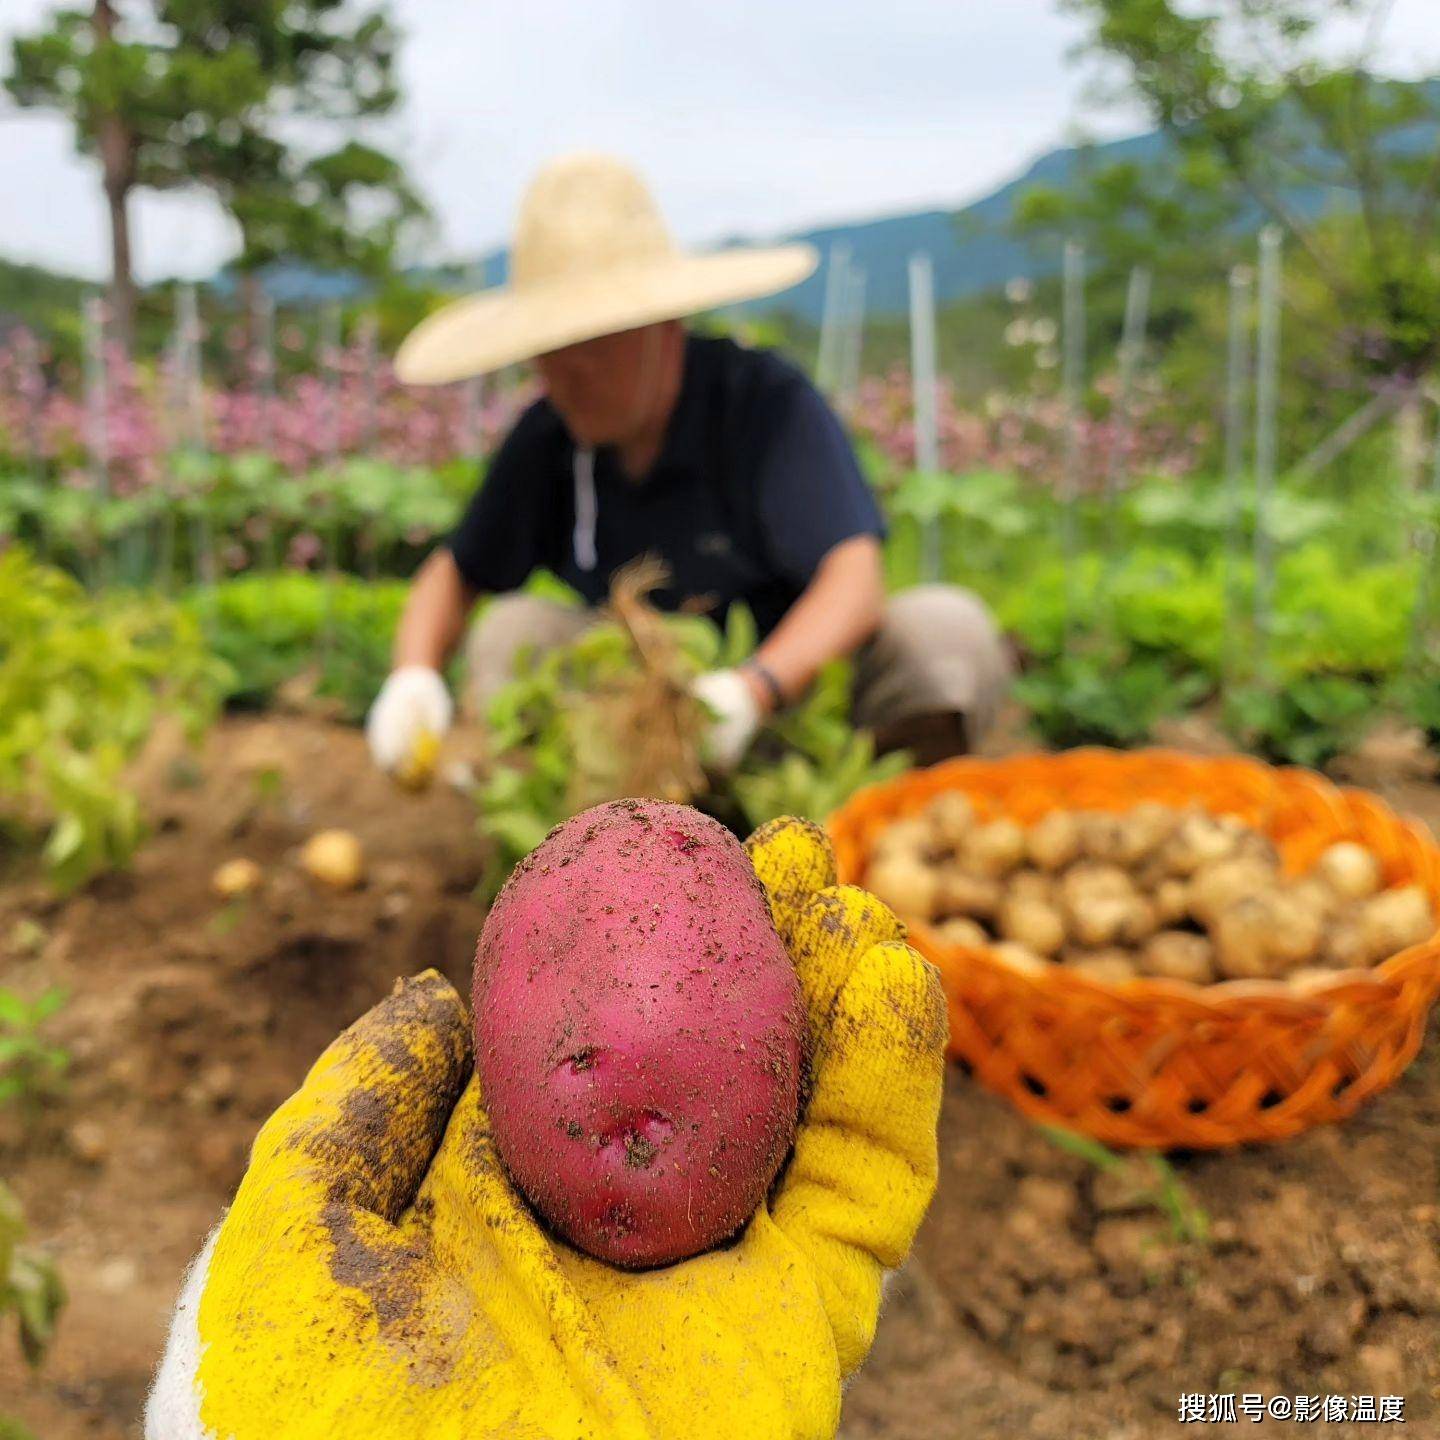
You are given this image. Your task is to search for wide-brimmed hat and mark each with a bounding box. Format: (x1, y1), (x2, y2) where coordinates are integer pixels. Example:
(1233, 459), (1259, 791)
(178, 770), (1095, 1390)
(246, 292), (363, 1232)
(395, 153), (818, 385)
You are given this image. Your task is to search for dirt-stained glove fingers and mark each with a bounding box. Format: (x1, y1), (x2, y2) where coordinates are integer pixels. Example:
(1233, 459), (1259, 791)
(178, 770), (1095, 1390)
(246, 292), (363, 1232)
(248, 969), (472, 1220)
(770, 939), (948, 1374)
(744, 816), (839, 941)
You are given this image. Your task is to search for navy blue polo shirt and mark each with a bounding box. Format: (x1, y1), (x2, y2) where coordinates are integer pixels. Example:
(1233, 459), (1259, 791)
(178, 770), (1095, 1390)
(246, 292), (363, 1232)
(446, 334), (884, 638)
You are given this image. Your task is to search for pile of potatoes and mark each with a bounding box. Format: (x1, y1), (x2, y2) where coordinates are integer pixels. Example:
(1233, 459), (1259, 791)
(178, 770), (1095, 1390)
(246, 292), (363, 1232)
(864, 795), (1436, 990)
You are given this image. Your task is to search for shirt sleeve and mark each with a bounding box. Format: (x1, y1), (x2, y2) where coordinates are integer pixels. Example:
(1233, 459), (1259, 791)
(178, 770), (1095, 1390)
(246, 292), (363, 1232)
(446, 402), (553, 593)
(753, 377), (886, 587)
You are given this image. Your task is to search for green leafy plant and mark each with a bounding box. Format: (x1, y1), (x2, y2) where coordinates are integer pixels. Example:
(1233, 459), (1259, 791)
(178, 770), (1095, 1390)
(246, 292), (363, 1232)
(1225, 675), (1377, 769)
(1040, 1125), (1211, 1246)
(0, 549), (228, 888)
(732, 662), (911, 829)
(0, 1183), (65, 1370)
(475, 601), (903, 897)
(190, 572), (409, 721)
(1015, 649), (1210, 748)
(0, 990), (68, 1111)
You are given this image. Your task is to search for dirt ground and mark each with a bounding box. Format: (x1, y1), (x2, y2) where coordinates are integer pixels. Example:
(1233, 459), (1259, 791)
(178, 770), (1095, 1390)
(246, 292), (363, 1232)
(2, 713), (1439, 1439)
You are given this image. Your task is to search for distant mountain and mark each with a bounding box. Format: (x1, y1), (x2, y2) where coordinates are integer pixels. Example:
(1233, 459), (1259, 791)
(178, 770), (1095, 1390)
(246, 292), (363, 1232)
(431, 130), (1177, 324)
(422, 86), (1438, 323)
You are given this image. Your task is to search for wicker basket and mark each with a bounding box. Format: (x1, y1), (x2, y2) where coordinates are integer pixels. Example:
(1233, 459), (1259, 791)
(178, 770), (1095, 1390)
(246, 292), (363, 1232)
(828, 749), (1440, 1150)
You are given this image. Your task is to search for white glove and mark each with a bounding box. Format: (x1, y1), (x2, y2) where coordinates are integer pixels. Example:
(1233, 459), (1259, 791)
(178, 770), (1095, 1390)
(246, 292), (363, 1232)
(365, 666), (453, 772)
(691, 669), (762, 774)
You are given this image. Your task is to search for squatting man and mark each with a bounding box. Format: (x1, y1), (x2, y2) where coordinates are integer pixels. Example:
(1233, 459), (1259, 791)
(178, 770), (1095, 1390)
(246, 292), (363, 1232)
(366, 152), (1012, 780)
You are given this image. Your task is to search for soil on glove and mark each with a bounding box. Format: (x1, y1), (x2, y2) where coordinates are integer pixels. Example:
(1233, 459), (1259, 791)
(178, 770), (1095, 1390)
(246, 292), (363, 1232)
(2, 712), (1439, 1440)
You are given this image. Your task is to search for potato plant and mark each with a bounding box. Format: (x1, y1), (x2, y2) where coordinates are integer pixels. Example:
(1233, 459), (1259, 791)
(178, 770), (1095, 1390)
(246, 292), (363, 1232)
(0, 549), (228, 888)
(866, 796), (1435, 991)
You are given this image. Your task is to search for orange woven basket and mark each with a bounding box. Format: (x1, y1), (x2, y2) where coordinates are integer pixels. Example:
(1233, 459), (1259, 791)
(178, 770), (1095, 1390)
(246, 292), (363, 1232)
(828, 748), (1440, 1150)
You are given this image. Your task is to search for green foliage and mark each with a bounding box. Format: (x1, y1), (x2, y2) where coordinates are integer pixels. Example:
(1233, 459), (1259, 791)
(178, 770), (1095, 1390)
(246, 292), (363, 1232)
(0, 1182), (65, 1370)
(0, 548), (227, 888)
(1015, 651), (1210, 749)
(1043, 1), (1440, 381)
(1225, 675), (1376, 768)
(1, 453), (477, 587)
(0, 990), (68, 1111)
(475, 606), (903, 897)
(731, 663), (912, 830)
(189, 572), (409, 721)
(1039, 1126), (1211, 1245)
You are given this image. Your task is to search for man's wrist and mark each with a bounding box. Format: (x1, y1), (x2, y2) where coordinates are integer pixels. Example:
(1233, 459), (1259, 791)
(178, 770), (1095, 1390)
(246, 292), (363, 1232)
(741, 659), (785, 715)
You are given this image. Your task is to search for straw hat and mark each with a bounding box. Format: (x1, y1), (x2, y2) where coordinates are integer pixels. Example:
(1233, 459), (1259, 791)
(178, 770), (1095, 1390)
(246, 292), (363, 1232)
(395, 153), (818, 385)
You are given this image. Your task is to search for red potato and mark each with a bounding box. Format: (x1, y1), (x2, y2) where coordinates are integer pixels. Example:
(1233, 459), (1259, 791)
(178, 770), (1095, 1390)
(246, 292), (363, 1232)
(473, 799), (805, 1268)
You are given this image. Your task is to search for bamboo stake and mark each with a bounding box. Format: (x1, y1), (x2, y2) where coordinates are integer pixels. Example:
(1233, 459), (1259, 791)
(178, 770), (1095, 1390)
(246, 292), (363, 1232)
(1060, 240), (1086, 639)
(1408, 400), (1440, 672)
(18, 328), (46, 561)
(909, 252), (942, 581)
(178, 284), (216, 589)
(816, 242), (851, 395)
(321, 303), (343, 652)
(360, 312), (380, 453)
(838, 264), (867, 416)
(1105, 265), (1151, 507)
(1223, 265), (1253, 690)
(82, 295), (109, 589)
(462, 373), (485, 458)
(254, 289), (280, 570)
(1253, 226), (1283, 657)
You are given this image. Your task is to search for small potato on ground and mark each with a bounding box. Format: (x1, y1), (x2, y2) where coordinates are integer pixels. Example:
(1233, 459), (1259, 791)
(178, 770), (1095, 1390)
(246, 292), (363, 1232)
(299, 830), (365, 890)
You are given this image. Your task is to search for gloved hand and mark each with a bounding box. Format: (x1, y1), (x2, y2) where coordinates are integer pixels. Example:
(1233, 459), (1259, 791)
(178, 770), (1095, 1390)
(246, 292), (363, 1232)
(691, 668), (762, 772)
(146, 817), (947, 1440)
(365, 666), (453, 775)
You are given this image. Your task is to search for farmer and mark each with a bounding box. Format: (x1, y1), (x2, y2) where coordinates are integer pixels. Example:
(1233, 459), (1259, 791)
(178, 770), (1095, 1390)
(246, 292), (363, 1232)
(366, 152), (1011, 777)
(146, 818), (948, 1437)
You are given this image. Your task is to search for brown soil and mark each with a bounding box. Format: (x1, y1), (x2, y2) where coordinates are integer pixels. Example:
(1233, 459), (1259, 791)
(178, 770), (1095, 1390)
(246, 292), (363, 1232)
(2, 713), (1439, 1439)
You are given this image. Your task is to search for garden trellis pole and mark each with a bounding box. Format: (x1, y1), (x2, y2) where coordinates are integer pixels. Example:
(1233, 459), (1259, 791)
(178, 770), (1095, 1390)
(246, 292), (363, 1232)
(321, 303), (344, 653)
(816, 242), (851, 396)
(463, 374), (485, 458)
(17, 328), (45, 561)
(1105, 266), (1151, 510)
(1408, 399), (1440, 672)
(82, 295), (110, 589)
(254, 289), (280, 570)
(360, 313), (380, 453)
(1060, 240), (1086, 640)
(179, 284), (216, 590)
(909, 252), (941, 581)
(1253, 227), (1283, 660)
(1223, 265), (1253, 690)
(838, 263), (867, 416)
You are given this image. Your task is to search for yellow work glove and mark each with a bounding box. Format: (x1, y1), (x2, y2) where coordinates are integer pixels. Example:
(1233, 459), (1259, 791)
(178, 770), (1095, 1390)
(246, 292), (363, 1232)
(145, 817), (947, 1440)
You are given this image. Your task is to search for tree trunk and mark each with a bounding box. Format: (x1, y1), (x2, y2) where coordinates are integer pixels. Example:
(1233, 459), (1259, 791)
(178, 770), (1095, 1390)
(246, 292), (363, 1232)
(103, 174), (137, 351)
(92, 0), (137, 353)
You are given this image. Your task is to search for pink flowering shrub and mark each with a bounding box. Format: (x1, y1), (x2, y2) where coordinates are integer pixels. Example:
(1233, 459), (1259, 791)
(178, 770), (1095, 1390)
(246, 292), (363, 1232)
(845, 366), (1207, 492)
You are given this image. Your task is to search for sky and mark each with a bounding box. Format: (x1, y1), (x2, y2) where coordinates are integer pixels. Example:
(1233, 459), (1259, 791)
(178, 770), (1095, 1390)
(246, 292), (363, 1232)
(1, 0), (1438, 283)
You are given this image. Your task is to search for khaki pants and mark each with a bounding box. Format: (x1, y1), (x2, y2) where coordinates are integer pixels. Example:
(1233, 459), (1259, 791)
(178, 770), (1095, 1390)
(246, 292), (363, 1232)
(464, 585), (1012, 747)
